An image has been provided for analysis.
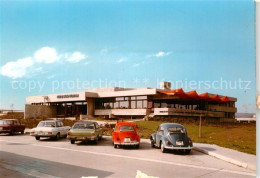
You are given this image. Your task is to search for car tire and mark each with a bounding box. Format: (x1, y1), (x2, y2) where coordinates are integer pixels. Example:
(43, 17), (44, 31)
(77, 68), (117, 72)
(21, 131), (24, 134)
(35, 136), (40, 140)
(151, 139), (155, 148)
(10, 131), (14, 135)
(136, 144), (140, 149)
(185, 149), (191, 154)
(55, 133), (60, 140)
(161, 142), (166, 153)
(114, 144), (117, 148)
(71, 140), (75, 144)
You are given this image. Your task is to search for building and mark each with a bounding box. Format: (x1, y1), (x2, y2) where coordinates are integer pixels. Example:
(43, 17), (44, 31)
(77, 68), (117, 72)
(25, 82), (237, 120)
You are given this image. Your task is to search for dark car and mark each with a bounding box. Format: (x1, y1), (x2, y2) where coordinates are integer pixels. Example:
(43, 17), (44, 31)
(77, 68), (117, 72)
(0, 119), (25, 135)
(150, 123), (193, 154)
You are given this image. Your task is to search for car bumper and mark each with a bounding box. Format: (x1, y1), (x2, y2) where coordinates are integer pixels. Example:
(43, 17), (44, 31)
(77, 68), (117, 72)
(164, 145), (193, 150)
(114, 141), (140, 145)
(0, 131), (12, 134)
(30, 133), (56, 137)
(67, 135), (97, 141)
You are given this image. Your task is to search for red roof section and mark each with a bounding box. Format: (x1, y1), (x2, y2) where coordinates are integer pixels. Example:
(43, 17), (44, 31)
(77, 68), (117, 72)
(160, 88), (231, 103)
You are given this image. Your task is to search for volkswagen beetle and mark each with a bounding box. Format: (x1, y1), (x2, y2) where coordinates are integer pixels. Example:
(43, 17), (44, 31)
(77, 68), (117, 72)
(150, 123), (193, 154)
(112, 122), (140, 149)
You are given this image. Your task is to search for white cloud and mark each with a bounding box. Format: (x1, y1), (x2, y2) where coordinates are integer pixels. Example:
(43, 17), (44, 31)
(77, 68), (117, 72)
(146, 51), (172, 58)
(116, 58), (126, 63)
(0, 46), (87, 79)
(66, 52), (86, 63)
(0, 57), (34, 79)
(34, 47), (60, 63)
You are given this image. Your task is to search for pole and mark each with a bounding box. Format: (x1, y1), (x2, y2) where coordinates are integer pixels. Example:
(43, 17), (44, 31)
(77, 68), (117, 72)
(199, 114), (202, 138)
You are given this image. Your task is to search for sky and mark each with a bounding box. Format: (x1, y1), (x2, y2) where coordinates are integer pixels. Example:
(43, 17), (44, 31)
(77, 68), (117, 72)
(0, 0), (256, 113)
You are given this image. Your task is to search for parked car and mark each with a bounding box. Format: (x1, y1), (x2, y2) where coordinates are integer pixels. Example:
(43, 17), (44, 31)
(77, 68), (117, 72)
(112, 122), (140, 149)
(0, 119), (25, 135)
(150, 123), (193, 154)
(30, 120), (70, 140)
(67, 121), (103, 144)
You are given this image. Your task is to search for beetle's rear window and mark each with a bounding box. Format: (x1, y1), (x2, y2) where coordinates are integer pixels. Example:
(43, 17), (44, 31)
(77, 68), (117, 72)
(0, 120), (12, 125)
(168, 127), (185, 134)
(119, 125), (134, 132)
(73, 123), (95, 130)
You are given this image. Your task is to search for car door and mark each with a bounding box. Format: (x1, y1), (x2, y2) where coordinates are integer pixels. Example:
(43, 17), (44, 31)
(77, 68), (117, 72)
(95, 123), (102, 136)
(155, 125), (164, 147)
(58, 121), (66, 136)
(13, 120), (19, 132)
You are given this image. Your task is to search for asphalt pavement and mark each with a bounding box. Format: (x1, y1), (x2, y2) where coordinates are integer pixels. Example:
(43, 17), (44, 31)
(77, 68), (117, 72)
(0, 134), (256, 178)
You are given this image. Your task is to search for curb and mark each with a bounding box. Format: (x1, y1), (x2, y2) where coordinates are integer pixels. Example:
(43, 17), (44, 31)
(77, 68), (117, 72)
(193, 147), (256, 171)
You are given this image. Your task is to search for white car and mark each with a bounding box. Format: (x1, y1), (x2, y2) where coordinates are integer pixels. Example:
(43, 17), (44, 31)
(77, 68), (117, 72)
(30, 120), (70, 140)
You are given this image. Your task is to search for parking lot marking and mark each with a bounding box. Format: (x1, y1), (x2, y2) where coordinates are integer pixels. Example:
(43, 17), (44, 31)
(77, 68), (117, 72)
(0, 139), (256, 177)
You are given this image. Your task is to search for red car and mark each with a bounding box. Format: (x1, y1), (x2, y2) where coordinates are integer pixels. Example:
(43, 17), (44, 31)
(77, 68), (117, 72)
(0, 119), (25, 135)
(112, 122), (140, 149)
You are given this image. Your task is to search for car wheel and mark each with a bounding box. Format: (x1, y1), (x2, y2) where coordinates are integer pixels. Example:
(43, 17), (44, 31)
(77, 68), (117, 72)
(136, 144), (140, 149)
(161, 142), (166, 153)
(55, 133), (60, 140)
(71, 140), (75, 144)
(35, 136), (40, 140)
(185, 149), (191, 154)
(151, 139), (155, 148)
(21, 131), (24, 134)
(114, 144), (117, 148)
(10, 131), (14, 135)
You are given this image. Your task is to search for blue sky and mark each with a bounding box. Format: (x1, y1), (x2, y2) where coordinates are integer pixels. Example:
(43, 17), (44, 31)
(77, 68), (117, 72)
(0, 0), (256, 113)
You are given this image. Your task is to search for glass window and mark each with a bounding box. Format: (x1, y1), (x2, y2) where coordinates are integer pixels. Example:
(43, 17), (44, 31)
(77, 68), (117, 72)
(0, 120), (12, 125)
(131, 101), (136, 109)
(168, 127), (185, 134)
(37, 121), (56, 127)
(137, 101), (142, 108)
(120, 101), (129, 108)
(143, 100), (147, 108)
(114, 102), (119, 109)
(119, 125), (134, 132)
(131, 96), (136, 100)
(137, 96), (147, 100)
(116, 97), (124, 101)
(73, 123), (95, 130)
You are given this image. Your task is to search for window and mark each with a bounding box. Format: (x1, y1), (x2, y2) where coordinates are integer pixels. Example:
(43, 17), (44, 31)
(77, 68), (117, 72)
(95, 123), (100, 129)
(137, 96), (147, 100)
(73, 123), (95, 130)
(168, 127), (185, 134)
(131, 101), (136, 109)
(37, 121), (56, 127)
(119, 125), (134, 132)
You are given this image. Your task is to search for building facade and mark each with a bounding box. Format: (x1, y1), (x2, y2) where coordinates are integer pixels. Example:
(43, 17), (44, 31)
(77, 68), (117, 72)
(25, 83), (237, 120)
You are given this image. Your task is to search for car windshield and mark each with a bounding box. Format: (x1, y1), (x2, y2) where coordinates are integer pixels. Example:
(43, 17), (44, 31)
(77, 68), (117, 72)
(119, 125), (134, 132)
(168, 127), (185, 134)
(0, 120), (12, 125)
(73, 123), (95, 130)
(37, 121), (56, 127)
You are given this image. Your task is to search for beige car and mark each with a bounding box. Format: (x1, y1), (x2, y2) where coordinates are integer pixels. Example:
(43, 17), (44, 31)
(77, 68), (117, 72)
(67, 121), (103, 144)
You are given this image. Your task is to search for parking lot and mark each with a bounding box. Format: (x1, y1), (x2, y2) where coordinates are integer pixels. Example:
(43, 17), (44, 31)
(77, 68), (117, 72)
(0, 134), (256, 178)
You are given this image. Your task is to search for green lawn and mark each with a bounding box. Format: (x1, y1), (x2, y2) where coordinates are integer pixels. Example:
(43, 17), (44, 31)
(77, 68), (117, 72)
(135, 121), (256, 155)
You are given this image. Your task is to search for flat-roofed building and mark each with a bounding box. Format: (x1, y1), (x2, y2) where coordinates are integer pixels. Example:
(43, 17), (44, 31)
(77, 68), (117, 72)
(25, 82), (237, 120)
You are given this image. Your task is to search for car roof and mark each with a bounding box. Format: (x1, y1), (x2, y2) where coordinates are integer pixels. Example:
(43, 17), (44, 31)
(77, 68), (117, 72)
(116, 122), (136, 126)
(160, 123), (185, 128)
(40, 120), (57, 122)
(74, 121), (96, 124)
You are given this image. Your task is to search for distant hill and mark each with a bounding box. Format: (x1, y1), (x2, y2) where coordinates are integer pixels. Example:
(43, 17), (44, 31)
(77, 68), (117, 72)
(235, 113), (255, 118)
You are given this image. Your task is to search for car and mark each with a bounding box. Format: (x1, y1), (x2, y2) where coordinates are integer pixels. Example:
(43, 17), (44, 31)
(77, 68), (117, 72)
(30, 120), (70, 140)
(112, 122), (140, 149)
(150, 123), (193, 154)
(0, 119), (25, 135)
(67, 121), (103, 144)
